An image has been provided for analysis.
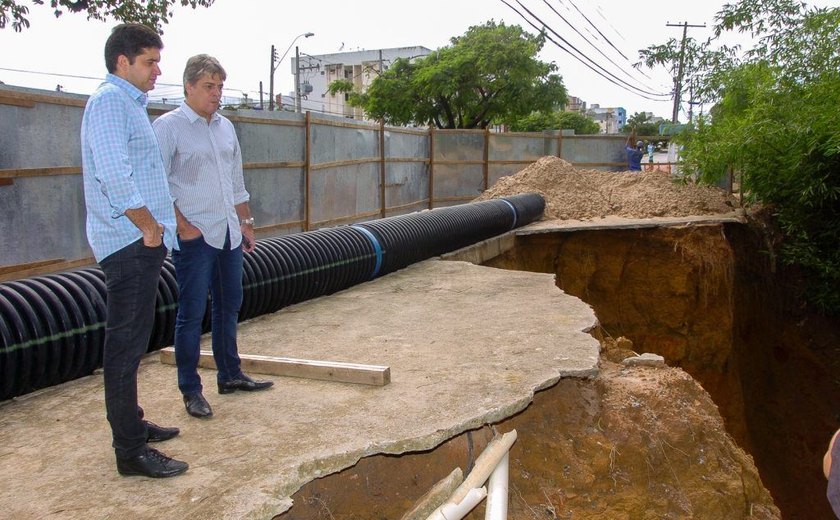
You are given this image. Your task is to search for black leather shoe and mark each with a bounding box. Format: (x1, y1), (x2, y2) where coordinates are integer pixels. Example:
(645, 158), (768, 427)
(146, 420), (180, 443)
(183, 392), (213, 418)
(218, 373), (274, 394)
(116, 446), (188, 478)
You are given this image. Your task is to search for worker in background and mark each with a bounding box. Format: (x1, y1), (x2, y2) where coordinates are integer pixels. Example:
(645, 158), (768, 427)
(625, 132), (644, 171)
(647, 141), (656, 169)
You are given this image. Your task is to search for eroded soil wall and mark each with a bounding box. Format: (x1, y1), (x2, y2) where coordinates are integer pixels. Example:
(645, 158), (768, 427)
(278, 363), (778, 520)
(485, 223), (840, 519)
(277, 222), (838, 519)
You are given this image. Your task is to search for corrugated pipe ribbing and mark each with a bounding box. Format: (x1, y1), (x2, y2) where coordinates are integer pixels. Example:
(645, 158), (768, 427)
(0, 193), (544, 400)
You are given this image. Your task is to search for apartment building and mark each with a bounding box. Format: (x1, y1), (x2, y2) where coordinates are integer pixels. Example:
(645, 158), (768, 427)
(586, 104), (626, 134)
(290, 46), (432, 119)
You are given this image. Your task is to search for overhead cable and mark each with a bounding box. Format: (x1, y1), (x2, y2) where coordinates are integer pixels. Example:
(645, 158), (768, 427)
(501, 0), (670, 100)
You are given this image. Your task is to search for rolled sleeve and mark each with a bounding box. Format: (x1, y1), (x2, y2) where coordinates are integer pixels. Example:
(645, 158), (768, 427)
(231, 137), (250, 205)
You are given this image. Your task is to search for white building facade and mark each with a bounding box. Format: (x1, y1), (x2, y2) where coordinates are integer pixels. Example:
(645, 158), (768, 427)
(586, 104), (627, 134)
(290, 46), (431, 119)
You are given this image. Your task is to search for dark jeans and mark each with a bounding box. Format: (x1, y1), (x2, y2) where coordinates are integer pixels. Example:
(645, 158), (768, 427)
(172, 231), (243, 395)
(99, 239), (166, 459)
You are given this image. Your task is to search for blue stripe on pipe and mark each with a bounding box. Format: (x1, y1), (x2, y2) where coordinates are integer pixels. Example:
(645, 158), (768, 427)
(351, 225), (383, 279)
(500, 198), (518, 230)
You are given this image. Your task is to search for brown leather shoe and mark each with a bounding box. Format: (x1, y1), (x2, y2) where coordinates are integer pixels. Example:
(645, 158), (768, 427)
(183, 392), (213, 418)
(116, 446), (188, 478)
(218, 373), (274, 394)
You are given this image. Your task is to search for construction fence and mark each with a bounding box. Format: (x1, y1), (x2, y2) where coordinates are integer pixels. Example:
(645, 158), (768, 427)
(0, 84), (643, 280)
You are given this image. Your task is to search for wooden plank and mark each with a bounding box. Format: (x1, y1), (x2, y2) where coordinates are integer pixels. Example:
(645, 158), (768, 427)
(309, 208), (381, 228)
(310, 117), (376, 131)
(159, 347), (391, 386)
(226, 114), (305, 126)
(253, 219), (305, 234)
(244, 161), (306, 170)
(384, 157), (429, 164)
(0, 258), (64, 276)
(0, 91), (85, 108)
(309, 157), (379, 171)
(0, 96), (35, 108)
(0, 166), (81, 179)
(0, 256), (95, 282)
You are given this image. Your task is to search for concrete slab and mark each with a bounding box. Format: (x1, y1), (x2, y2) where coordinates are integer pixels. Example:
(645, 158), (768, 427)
(0, 259), (600, 519)
(517, 212), (746, 235)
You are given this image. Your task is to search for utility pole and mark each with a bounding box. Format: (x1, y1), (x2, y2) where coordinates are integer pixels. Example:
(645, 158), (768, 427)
(269, 45), (278, 111)
(295, 46), (301, 113)
(295, 49), (321, 113)
(270, 33), (314, 112)
(666, 21), (705, 124)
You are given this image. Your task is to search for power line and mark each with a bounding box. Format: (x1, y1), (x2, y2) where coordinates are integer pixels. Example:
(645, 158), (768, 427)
(501, 0), (670, 100)
(666, 21), (706, 123)
(513, 0), (670, 97)
(556, 0), (661, 84)
(539, 0), (664, 92)
(0, 65), (265, 105)
(562, 0), (629, 61)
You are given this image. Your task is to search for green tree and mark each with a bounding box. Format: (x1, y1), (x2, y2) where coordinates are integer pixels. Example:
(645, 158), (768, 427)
(0, 0), (214, 32)
(635, 30), (736, 122)
(622, 112), (660, 136)
(508, 111), (599, 134)
(329, 21), (567, 129)
(677, 0), (840, 313)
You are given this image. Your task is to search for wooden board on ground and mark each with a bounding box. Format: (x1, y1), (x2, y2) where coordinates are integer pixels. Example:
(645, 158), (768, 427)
(158, 347), (390, 386)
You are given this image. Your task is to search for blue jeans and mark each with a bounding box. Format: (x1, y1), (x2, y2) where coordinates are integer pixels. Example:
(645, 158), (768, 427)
(172, 231), (243, 395)
(99, 239), (167, 459)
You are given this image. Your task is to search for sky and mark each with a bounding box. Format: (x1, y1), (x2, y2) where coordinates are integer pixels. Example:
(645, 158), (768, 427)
(1, 0), (838, 120)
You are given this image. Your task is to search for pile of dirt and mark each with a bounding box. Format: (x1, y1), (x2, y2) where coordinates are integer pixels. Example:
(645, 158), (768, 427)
(280, 354), (780, 519)
(476, 156), (739, 220)
(497, 357), (780, 520)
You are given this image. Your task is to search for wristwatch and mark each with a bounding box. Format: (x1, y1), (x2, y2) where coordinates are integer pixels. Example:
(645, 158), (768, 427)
(240, 217), (255, 226)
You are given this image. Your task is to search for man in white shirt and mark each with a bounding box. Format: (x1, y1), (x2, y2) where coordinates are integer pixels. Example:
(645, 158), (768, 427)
(153, 54), (272, 419)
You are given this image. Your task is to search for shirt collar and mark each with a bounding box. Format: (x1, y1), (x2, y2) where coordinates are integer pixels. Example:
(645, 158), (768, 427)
(105, 73), (148, 107)
(179, 100), (219, 124)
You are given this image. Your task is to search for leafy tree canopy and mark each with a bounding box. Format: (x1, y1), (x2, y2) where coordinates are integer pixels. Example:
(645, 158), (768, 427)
(0, 0), (214, 32)
(622, 112), (660, 136)
(672, 0), (840, 313)
(330, 20), (567, 129)
(508, 110), (599, 135)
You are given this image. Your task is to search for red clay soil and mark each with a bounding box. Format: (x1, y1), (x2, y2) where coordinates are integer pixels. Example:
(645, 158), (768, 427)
(278, 358), (778, 520)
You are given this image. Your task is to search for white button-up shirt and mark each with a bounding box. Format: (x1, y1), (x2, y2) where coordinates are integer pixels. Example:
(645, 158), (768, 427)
(153, 102), (249, 250)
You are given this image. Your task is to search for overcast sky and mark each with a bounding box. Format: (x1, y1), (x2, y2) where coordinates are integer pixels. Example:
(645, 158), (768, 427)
(1, 0), (838, 119)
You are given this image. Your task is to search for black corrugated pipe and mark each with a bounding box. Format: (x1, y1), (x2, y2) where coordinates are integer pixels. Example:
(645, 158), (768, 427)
(0, 193), (544, 400)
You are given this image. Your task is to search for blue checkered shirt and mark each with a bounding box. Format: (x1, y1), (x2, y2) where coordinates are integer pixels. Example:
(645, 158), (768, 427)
(81, 74), (176, 261)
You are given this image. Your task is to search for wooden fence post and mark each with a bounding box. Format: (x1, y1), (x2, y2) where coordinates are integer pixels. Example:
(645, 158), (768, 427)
(429, 126), (435, 209)
(379, 119), (386, 219)
(557, 130), (563, 160)
(304, 111), (311, 231)
(483, 127), (490, 191)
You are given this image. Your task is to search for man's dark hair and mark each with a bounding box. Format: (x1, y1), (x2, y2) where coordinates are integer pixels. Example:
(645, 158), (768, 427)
(104, 24), (163, 73)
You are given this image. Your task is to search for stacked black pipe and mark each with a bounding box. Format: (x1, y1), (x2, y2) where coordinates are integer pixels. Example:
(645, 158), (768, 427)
(0, 193), (544, 400)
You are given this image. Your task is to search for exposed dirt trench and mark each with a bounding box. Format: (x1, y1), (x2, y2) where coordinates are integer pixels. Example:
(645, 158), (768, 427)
(484, 222), (840, 519)
(277, 148), (840, 520)
(277, 221), (840, 519)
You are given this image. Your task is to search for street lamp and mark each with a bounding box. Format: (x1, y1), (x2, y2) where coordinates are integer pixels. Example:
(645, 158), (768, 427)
(269, 32), (314, 111)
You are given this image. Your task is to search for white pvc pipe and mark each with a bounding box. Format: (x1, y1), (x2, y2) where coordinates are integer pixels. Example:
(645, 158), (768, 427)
(450, 430), (517, 505)
(484, 451), (509, 520)
(430, 487), (487, 520)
